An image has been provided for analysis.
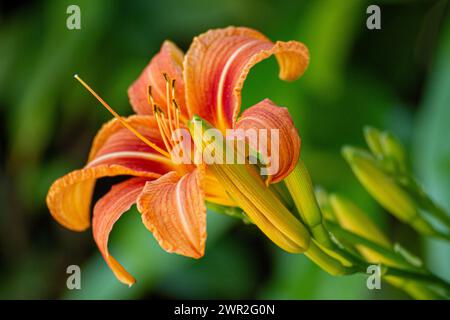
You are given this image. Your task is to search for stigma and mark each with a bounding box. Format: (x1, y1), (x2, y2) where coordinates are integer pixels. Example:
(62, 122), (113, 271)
(74, 74), (170, 158)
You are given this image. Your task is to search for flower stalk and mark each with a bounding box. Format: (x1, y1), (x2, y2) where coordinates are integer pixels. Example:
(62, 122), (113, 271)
(304, 240), (356, 276)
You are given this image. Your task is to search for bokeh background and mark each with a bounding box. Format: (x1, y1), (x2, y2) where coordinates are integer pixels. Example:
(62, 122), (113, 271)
(0, 0), (449, 299)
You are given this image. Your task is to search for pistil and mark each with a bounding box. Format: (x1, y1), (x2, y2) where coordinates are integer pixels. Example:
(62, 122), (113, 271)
(74, 74), (170, 158)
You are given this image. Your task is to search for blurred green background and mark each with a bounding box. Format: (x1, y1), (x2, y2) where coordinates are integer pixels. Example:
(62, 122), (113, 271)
(0, 0), (449, 299)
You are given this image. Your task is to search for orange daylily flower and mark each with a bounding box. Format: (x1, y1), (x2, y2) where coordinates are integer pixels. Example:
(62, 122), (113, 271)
(47, 26), (309, 286)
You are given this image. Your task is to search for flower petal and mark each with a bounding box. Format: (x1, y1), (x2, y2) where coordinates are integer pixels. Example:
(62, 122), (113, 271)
(137, 169), (206, 258)
(47, 165), (159, 232)
(87, 115), (173, 173)
(92, 177), (149, 286)
(235, 99), (301, 183)
(47, 115), (173, 231)
(184, 26), (309, 130)
(128, 41), (187, 117)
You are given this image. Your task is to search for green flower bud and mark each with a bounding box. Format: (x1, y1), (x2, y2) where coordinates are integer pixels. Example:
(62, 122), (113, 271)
(329, 193), (444, 299)
(363, 126), (384, 157)
(315, 187), (337, 223)
(342, 146), (437, 236)
(285, 160), (333, 248)
(380, 131), (407, 173)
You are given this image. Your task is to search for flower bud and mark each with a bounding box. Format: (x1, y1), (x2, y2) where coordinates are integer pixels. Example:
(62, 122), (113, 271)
(380, 131), (407, 173)
(315, 187), (337, 223)
(329, 193), (443, 299)
(342, 146), (437, 236)
(285, 161), (333, 248)
(363, 126), (384, 157)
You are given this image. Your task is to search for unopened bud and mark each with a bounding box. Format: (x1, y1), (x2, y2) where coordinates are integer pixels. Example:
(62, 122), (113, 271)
(363, 126), (384, 157)
(342, 146), (436, 236)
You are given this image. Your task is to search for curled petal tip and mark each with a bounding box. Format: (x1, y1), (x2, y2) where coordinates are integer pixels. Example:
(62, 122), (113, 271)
(235, 99), (301, 183)
(93, 178), (148, 287)
(184, 27), (309, 129)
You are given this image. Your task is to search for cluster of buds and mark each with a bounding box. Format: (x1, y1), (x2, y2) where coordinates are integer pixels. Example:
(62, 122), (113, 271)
(342, 127), (450, 240)
(315, 189), (446, 299)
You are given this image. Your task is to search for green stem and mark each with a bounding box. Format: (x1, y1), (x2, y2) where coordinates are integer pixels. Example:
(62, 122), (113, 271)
(304, 240), (358, 276)
(382, 266), (450, 293)
(310, 232), (450, 293)
(404, 176), (450, 230)
(421, 195), (450, 230)
(327, 222), (450, 295)
(327, 222), (414, 270)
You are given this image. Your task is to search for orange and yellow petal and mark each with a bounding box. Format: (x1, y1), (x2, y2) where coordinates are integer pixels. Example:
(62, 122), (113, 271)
(47, 165), (159, 232)
(87, 116), (173, 173)
(184, 26), (309, 131)
(47, 115), (174, 231)
(92, 177), (150, 286)
(235, 99), (301, 183)
(137, 169), (207, 258)
(89, 115), (166, 159)
(128, 41), (188, 117)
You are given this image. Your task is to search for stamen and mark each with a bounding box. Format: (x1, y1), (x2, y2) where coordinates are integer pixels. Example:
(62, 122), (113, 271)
(172, 99), (180, 129)
(147, 86), (154, 107)
(171, 79), (187, 124)
(153, 106), (173, 152)
(148, 85), (174, 151)
(74, 74), (170, 158)
(163, 73), (175, 133)
(157, 109), (172, 146)
(146, 74), (187, 160)
(171, 79), (176, 101)
(170, 79), (177, 125)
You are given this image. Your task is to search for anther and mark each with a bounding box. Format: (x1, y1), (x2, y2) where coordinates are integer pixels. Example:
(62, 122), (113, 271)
(171, 79), (176, 98)
(147, 86), (154, 106)
(163, 74), (175, 132)
(172, 99), (180, 129)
